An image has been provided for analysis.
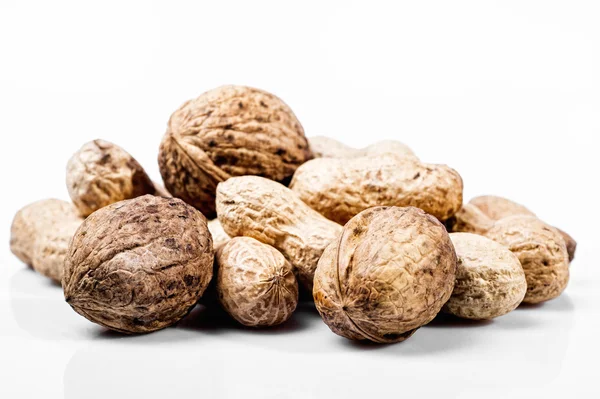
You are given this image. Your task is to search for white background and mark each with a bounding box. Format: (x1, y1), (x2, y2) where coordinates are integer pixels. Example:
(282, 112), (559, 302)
(1, 1), (599, 398)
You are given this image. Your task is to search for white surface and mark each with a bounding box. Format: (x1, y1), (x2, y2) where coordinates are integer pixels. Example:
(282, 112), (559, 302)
(1, 1), (599, 398)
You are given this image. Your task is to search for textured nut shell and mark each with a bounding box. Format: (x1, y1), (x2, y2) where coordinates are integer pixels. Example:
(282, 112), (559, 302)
(216, 237), (298, 327)
(308, 136), (357, 158)
(313, 206), (457, 343)
(470, 195), (577, 262)
(66, 140), (156, 217)
(469, 195), (535, 220)
(444, 233), (527, 320)
(484, 216), (569, 304)
(10, 199), (83, 282)
(63, 195), (214, 333)
(362, 140), (417, 160)
(207, 219), (231, 251)
(555, 228), (577, 262)
(32, 218), (83, 283)
(216, 176), (342, 291)
(289, 154), (463, 224)
(444, 203), (495, 235)
(308, 136), (417, 160)
(158, 85), (312, 218)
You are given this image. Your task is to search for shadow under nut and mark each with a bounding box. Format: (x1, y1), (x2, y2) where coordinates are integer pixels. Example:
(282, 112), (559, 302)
(484, 216), (569, 304)
(313, 206), (457, 344)
(289, 155), (463, 224)
(158, 85), (312, 218)
(216, 237), (298, 327)
(63, 195), (214, 334)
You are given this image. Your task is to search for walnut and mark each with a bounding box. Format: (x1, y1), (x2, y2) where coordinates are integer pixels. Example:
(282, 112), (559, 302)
(216, 237), (298, 327)
(313, 206), (457, 343)
(66, 140), (157, 217)
(63, 195), (214, 333)
(158, 85), (312, 218)
(444, 233), (527, 320)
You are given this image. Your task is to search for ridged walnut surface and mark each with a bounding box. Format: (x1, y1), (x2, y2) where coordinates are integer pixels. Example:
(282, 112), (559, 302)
(216, 237), (298, 327)
(469, 195), (576, 262)
(216, 176), (342, 291)
(444, 233), (527, 320)
(158, 85), (312, 218)
(63, 195), (214, 334)
(289, 154), (463, 224)
(313, 206), (457, 343)
(308, 136), (417, 160)
(10, 199), (83, 283)
(485, 215), (569, 304)
(66, 139), (156, 217)
(207, 219), (231, 251)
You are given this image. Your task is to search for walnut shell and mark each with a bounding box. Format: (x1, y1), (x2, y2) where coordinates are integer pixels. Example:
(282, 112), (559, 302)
(10, 199), (83, 283)
(469, 195), (576, 262)
(216, 237), (298, 327)
(308, 136), (417, 160)
(313, 206), (457, 343)
(207, 219), (231, 251)
(485, 215), (569, 304)
(289, 154), (463, 224)
(444, 233), (527, 320)
(216, 176), (342, 291)
(63, 195), (214, 333)
(66, 140), (156, 217)
(158, 85), (312, 218)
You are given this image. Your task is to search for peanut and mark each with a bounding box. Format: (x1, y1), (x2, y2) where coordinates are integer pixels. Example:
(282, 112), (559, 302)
(289, 153), (463, 224)
(216, 175), (342, 291)
(216, 237), (298, 327)
(444, 233), (527, 320)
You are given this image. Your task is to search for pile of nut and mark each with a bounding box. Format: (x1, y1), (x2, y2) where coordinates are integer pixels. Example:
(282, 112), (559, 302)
(9, 85), (574, 342)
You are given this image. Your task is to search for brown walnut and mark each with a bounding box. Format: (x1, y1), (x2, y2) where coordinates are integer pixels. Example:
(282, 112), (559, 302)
(313, 206), (457, 343)
(158, 85), (312, 218)
(63, 195), (214, 333)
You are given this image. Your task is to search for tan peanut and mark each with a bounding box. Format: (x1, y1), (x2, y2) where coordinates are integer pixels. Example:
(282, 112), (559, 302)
(308, 136), (417, 160)
(10, 199), (83, 283)
(216, 176), (342, 291)
(289, 153), (463, 224)
(216, 237), (298, 327)
(469, 195), (576, 262)
(313, 206), (457, 343)
(207, 218), (231, 251)
(447, 205), (569, 304)
(444, 233), (527, 320)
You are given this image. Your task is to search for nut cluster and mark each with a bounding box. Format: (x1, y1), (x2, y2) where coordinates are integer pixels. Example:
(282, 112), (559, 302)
(9, 84), (575, 343)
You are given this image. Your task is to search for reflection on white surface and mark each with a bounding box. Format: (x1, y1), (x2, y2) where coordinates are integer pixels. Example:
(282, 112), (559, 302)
(6, 263), (577, 398)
